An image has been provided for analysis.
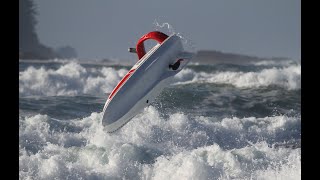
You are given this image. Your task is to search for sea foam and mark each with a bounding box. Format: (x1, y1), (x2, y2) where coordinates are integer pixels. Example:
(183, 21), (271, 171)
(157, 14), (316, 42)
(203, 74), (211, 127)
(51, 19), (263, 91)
(20, 61), (300, 97)
(19, 62), (127, 96)
(174, 64), (301, 90)
(19, 106), (301, 179)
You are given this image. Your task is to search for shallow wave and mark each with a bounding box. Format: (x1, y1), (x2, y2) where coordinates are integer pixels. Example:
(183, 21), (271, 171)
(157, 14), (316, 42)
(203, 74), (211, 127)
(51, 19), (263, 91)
(174, 64), (301, 90)
(19, 106), (300, 179)
(251, 59), (300, 66)
(19, 62), (128, 96)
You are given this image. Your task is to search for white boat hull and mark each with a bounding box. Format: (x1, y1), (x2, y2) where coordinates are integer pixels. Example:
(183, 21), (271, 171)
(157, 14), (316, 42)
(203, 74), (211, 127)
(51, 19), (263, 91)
(102, 33), (193, 132)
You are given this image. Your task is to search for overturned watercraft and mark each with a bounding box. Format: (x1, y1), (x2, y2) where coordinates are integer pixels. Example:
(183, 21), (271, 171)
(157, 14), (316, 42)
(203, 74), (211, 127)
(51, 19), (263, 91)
(102, 31), (194, 132)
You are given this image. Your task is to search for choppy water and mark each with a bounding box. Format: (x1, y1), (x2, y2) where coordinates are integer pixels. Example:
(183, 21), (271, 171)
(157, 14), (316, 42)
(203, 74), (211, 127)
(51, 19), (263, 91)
(19, 59), (301, 179)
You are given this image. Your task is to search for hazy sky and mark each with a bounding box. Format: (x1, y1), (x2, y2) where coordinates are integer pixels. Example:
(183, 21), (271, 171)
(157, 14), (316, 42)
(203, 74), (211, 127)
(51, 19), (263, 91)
(34, 0), (300, 61)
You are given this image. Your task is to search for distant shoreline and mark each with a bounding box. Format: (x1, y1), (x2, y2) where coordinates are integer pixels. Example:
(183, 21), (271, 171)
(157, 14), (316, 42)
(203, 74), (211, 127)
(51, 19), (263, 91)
(194, 50), (290, 65)
(19, 49), (292, 65)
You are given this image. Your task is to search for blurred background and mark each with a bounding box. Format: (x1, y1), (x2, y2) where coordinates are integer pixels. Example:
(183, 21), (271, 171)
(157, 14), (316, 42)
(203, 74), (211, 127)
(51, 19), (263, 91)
(19, 0), (300, 64)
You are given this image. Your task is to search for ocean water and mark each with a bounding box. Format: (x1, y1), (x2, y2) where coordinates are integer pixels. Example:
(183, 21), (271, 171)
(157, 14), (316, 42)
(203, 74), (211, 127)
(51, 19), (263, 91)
(19, 59), (301, 179)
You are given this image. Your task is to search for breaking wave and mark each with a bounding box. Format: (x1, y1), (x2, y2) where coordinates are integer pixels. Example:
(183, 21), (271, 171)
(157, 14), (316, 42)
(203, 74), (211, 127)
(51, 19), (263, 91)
(19, 62), (127, 96)
(174, 64), (301, 90)
(19, 61), (300, 97)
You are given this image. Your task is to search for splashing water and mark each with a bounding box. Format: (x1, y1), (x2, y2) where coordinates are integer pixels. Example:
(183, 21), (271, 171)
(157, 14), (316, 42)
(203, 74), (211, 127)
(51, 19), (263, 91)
(153, 19), (197, 53)
(19, 46), (300, 179)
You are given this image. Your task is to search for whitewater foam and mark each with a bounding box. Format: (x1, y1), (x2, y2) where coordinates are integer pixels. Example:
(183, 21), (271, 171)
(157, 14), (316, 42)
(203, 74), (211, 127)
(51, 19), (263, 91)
(19, 62), (127, 96)
(19, 61), (300, 97)
(144, 142), (300, 180)
(174, 64), (301, 90)
(19, 106), (300, 179)
(19, 57), (300, 179)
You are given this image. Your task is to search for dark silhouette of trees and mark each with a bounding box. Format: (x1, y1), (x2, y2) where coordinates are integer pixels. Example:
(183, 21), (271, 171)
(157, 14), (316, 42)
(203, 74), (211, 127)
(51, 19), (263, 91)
(19, 0), (57, 59)
(19, 0), (37, 51)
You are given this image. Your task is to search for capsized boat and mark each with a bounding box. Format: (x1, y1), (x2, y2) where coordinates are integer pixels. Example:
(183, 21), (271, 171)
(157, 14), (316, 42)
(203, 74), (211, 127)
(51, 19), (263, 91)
(102, 31), (194, 132)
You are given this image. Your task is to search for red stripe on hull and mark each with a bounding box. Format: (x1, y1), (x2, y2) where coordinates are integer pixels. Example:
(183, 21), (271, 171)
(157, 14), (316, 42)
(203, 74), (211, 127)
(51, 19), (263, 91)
(108, 69), (136, 99)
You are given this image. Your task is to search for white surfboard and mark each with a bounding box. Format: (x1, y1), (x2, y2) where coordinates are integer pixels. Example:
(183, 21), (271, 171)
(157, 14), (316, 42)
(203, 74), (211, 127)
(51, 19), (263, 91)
(102, 31), (194, 132)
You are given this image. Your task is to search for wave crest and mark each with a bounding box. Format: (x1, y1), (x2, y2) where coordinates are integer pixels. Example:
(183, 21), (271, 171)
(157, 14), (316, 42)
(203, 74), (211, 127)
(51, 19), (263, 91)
(174, 64), (301, 90)
(19, 61), (301, 97)
(19, 62), (126, 96)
